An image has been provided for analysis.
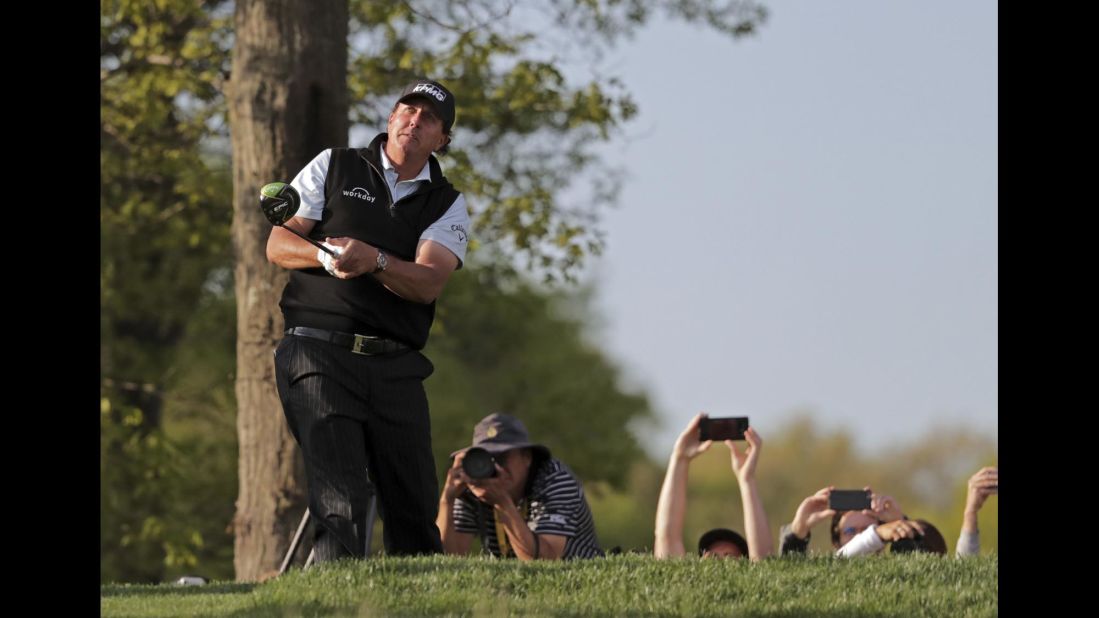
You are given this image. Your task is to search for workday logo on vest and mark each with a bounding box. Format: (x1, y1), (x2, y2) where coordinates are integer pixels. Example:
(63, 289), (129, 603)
(342, 187), (376, 202)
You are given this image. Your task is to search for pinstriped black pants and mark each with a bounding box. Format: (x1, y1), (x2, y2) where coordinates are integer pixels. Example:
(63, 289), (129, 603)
(274, 334), (444, 560)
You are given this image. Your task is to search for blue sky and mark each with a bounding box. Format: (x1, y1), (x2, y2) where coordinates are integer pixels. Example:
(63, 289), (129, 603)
(577, 1), (997, 457)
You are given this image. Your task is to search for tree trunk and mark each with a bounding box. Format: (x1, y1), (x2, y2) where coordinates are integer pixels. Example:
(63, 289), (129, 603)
(228, 0), (348, 582)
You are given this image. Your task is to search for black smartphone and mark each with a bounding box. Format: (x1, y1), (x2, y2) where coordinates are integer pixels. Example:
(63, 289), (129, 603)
(698, 416), (749, 441)
(828, 489), (871, 511)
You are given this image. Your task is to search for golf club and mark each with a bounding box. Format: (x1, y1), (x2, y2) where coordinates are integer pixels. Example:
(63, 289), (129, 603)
(259, 182), (338, 257)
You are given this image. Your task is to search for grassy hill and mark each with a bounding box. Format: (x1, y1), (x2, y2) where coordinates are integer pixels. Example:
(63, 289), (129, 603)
(101, 553), (997, 616)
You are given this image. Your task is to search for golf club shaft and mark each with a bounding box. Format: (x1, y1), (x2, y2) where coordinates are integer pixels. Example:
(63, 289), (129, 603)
(281, 224), (337, 256)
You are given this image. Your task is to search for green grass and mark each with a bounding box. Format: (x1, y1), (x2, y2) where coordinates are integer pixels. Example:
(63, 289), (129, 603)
(101, 553), (997, 617)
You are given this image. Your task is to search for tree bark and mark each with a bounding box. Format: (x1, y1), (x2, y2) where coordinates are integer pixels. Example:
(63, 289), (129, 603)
(228, 0), (348, 582)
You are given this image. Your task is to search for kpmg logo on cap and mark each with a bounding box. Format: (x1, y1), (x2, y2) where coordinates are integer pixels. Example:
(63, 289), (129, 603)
(411, 83), (447, 101)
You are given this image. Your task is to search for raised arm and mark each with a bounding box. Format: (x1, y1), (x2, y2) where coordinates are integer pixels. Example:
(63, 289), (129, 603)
(654, 413), (712, 558)
(779, 487), (835, 555)
(957, 466), (997, 557)
(728, 427), (773, 560)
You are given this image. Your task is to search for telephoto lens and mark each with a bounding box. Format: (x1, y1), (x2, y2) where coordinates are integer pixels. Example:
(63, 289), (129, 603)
(461, 447), (497, 479)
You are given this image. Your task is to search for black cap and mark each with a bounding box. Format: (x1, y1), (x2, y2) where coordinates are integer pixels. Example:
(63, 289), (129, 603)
(450, 413), (551, 459)
(697, 528), (748, 557)
(396, 79), (456, 133)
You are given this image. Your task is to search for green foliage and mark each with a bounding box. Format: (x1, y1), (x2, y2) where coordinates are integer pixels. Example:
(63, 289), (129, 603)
(584, 459), (664, 552)
(101, 0), (237, 584)
(102, 553), (997, 617)
(101, 387), (237, 584)
(101, 0), (234, 389)
(100, 288), (240, 584)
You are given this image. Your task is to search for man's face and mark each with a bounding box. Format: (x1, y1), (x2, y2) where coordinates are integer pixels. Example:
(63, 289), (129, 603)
(387, 98), (448, 159)
(838, 511), (878, 547)
(702, 540), (744, 559)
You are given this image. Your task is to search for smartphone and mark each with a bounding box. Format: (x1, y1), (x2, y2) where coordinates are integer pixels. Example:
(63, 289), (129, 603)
(698, 416), (749, 441)
(828, 489), (871, 511)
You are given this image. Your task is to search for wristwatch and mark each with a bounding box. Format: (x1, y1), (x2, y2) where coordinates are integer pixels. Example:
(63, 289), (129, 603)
(372, 250), (388, 274)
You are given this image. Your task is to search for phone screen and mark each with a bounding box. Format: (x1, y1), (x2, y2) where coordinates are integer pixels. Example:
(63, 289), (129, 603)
(828, 489), (872, 511)
(698, 417), (749, 441)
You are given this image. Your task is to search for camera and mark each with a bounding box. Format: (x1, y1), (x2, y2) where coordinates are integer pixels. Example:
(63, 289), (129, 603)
(461, 447), (498, 479)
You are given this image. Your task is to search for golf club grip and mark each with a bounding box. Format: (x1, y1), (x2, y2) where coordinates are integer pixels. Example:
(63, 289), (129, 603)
(281, 224), (337, 256)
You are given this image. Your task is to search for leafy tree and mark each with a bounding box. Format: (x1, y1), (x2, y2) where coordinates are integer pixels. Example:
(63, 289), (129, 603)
(101, 0), (236, 583)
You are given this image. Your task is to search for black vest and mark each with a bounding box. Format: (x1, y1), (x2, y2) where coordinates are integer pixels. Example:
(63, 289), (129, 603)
(279, 133), (460, 349)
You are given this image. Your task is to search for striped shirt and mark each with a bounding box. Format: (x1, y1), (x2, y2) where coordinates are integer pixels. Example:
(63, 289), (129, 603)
(453, 457), (604, 559)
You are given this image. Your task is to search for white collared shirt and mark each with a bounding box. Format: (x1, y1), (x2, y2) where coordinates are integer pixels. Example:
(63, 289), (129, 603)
(378, 146), (432, 202)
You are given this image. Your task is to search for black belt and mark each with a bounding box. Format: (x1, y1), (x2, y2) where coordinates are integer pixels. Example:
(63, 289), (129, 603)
(285, 327), (409, 355)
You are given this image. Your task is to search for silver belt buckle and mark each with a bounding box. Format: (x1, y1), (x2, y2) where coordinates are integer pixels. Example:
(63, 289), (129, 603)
(352, 334), (374, 355)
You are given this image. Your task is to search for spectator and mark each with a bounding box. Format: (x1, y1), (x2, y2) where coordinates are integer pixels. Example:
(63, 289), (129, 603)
(654, 413), (773, 560)
(436, 413), (603, 560)
(779, 488), (926, 557)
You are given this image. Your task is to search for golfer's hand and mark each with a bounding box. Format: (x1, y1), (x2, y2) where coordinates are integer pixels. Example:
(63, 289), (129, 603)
(317, 244), (343, 276)
(326, 237), (379, 278)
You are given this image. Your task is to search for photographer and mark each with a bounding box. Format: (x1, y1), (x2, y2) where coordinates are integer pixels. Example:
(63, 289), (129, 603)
(779, 488), (928, 557)
(956, 466), (997, 557)
(653, 413), (773, 560)
(436, 413), (603, 560)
